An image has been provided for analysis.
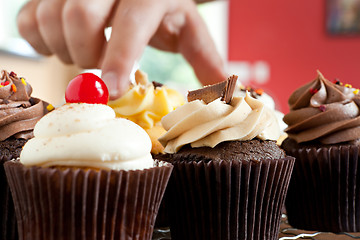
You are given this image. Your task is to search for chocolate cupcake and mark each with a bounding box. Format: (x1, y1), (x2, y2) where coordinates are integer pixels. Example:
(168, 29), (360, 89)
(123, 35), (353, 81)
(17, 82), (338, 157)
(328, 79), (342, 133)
(158, 76), (295, 240)
(0, 70), (52, 240)
(4, 73), (172, 240)
(282, 71), (360, 232)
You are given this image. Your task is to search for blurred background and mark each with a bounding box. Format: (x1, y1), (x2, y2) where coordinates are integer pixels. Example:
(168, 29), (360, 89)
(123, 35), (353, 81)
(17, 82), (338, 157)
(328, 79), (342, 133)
(0, 0), (359, 111)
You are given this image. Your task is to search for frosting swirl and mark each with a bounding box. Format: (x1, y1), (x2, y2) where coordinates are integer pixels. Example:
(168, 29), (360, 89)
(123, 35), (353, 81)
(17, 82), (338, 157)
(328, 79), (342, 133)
(233, 84), (288, 139)
(159, 93), (280, 153)
(0, 70), (51, 141)
(108, 81), (184, 129)
(284, 72), (360, 144)
(20, 103), (154, 170)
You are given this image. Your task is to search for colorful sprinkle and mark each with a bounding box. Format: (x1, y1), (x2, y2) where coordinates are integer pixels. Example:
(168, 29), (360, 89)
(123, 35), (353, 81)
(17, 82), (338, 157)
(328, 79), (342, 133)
(1, 81), (10, 86)
(46, 104), (54, 111)
(9, 71), (17, 77)
(20, 77), (27, 85)
(354, 89), (359, 95)
(345, 83), (352, 88)
(309, 88), (319, 95)
(319, 105), (326, 112)
(332, 78), (342, 85)
(255, 88), (264, 96)
(11, 84), (17, 92)
(0, 85), (3, 88)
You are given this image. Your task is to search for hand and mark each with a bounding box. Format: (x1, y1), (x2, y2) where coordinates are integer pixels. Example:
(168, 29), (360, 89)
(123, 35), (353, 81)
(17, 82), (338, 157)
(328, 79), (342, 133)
(17, 0), (227, 99)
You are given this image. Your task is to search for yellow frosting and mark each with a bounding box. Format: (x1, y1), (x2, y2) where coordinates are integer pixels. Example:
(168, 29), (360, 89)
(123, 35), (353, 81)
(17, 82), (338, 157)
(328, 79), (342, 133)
(108, 70), (184, 154)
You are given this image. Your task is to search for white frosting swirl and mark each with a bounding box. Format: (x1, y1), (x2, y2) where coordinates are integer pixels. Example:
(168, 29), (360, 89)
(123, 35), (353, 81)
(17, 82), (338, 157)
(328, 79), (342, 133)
(233, 88), (287, 133)
(159, 93), (281, 153)
(20, 103), (154, 170)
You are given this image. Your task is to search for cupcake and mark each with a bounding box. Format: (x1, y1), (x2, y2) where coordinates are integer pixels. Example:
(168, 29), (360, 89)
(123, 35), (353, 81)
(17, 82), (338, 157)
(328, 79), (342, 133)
(282, 71), (360, 232)
(0, 70), (53, 240)
(4, 73), (173, 240)
(158, 76), (295, 240)
(108, 69), (184, 155)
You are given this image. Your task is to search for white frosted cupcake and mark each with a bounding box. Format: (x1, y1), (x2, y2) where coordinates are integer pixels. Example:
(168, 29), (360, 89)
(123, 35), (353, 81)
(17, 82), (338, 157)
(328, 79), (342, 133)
(4, 73), (172, 240)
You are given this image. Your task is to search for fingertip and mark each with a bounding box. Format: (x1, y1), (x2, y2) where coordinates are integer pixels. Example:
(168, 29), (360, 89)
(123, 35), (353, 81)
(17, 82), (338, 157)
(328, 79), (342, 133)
(101, 71), (130, 100)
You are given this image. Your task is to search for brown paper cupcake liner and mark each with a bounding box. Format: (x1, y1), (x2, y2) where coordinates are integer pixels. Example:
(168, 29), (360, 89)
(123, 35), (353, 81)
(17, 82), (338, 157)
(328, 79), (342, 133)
(152, 153), (171, 228)
(166, 157), (295, 240)
(154, 189), (170, 228)
(285, 145), (360, 232)
(0, 156), (18, 240)
(4, 160), (173, 240)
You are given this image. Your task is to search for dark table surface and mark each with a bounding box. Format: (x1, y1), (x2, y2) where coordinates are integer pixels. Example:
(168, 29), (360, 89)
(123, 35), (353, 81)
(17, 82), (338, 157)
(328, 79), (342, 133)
(152, 215), (360, 240)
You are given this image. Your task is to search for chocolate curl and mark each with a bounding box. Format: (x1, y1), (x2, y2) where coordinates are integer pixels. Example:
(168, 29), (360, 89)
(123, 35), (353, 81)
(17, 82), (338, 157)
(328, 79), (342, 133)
(152, 81), (163, 89)
(187, 75), (238, 104)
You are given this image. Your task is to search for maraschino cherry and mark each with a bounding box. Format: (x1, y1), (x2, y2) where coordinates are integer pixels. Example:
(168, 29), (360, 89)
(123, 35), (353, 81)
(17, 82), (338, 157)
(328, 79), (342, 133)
(65, 73), (109, 104)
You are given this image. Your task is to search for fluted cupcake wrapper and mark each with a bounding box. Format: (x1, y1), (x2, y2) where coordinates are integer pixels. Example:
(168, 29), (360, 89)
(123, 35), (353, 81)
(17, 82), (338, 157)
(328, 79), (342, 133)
(167, 157), (295, 240)
(285, 145), (360, 232)
(4, 160), (173, 240)
(0, 157), (18, 240)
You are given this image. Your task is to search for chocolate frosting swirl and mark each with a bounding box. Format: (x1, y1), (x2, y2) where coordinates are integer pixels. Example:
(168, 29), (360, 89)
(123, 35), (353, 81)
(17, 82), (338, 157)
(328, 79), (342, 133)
(0, 70), (51, 141)
(284, 71), (360, 144)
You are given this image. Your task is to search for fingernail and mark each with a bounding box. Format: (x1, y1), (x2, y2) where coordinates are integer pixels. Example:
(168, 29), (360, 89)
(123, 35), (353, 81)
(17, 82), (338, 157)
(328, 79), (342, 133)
(102, 71), (120, 99)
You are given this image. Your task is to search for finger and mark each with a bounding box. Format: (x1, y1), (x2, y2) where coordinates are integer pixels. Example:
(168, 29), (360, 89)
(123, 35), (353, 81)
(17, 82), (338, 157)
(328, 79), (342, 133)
(36, 0), (73, 64)
(101, 0), (167, 99)
(179, 1), (227, 85)
(62, 0), (114, 69)
(17, 0), (52, 55)
(148, 12), (184, 52)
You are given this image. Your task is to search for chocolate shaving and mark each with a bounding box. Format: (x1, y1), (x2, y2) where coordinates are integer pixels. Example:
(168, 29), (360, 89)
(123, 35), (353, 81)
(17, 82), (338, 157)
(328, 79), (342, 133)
(223, 75), (237, 103)
(187, 75), (238, 104)
(152, 81), (163, 88)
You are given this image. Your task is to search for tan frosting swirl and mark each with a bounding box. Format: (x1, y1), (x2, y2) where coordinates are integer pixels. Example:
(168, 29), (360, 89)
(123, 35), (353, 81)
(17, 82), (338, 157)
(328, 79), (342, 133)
(159, 92), (280, 153)
(0, 70), (51, 141)
(284, 71), (360, 144)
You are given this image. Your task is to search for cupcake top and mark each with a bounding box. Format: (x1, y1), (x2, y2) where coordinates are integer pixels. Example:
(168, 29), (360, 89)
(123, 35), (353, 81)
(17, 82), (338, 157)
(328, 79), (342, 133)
(108, 70), (184, 154)
(20, 73), (154, 171)
(284, 71), (360, 145)
(20, 103), (154, 170)
(159, 76), (281, 154)
(0, 70), (53, 141)
(233, 84), (288, 144)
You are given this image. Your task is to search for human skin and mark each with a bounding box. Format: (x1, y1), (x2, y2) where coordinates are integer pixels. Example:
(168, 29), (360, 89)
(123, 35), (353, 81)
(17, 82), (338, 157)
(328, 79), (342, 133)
(17, 0), (227, 99)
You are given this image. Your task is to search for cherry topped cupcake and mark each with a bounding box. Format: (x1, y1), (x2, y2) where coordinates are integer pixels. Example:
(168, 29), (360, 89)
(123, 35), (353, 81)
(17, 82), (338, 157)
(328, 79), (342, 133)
(4, 73), (172, 240)
(282, 71), (360, 232)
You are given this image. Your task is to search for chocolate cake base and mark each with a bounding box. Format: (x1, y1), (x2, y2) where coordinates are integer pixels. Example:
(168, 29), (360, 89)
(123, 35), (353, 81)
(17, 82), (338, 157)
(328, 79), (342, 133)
(0, 137), (27, 240)
(165, 139), (286, 163)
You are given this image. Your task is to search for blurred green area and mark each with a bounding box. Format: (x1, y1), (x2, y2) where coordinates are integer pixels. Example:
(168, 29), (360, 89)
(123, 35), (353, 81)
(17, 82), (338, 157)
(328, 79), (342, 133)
(139, 47), (201, 90)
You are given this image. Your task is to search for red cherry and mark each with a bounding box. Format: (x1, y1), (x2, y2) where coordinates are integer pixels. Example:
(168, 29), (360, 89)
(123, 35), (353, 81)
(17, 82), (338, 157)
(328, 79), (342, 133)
(65, 73), (109, 104)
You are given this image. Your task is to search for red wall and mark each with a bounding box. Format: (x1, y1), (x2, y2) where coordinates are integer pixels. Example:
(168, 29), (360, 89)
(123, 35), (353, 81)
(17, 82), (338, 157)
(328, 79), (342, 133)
(228, 0), (360, 112)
